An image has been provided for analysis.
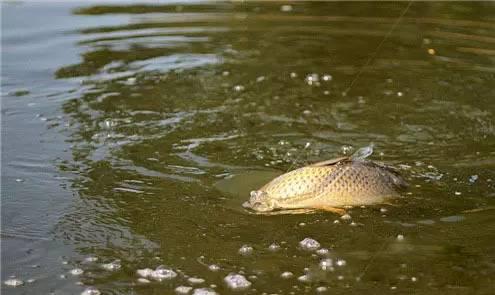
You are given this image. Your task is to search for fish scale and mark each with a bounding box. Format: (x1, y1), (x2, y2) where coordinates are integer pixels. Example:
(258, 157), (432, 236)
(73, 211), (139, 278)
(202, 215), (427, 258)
(245, 157), (407, 212)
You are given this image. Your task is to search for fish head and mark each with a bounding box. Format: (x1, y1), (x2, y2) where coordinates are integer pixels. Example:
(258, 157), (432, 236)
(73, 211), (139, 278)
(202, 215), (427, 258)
(243, 190), (278, 212)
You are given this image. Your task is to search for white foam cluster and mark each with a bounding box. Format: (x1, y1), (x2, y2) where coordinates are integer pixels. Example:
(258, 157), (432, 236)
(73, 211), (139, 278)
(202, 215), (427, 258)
(319, 258), (334, 271)
(280, 271), (294, 279)
(316, 286), (328, 292)
(340, 214), (352, 220)
(238, 245), (253, 255)
(81, 287), (101, 295)
(336, 259), (346, 267)
(299, 238), (320, 251)
(297, 274), (310, 282)
(224, 273), (252, 290)
(268, 243), (281, 252)
(70, 268), (84, 276)
(316, 248), (329, 256)
(83, 256), (98, 263)
(101, 260), (121, 271)
(137, 266), (177, 281)
(175, 286), (193, 294)
(192, 288), (218, 295)
(188, 277), (205, 284)
(4, 278), (23, 287)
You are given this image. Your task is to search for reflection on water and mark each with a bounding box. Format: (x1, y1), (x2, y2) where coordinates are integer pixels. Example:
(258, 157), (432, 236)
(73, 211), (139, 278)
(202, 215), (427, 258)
(2, 1), (495, 294)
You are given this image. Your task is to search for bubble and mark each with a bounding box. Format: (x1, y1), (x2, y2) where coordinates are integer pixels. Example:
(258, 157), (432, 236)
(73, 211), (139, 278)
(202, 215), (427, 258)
(233, 85), (245, 92)
(4, 278), (23, 287)
(319, 258), (334, 271)
(137, 278), (150, 284)
(324, 90), (330, 95)
(280, 4), (293, 12)
(411, 277), (418, 282)
(397, 92), (403, 97)
(316, 286), (328, 292)
(299, 238), (321, 251)
(305, 73), (319, 85)
(101, 260), (121, 271)
(268, 243), (281, 252)
(322, 74), (332, 81)
(427, 48), (436, 55)
(137, 268), (154, 278)
(469, 175), (479, 183)
(316, 248), (329, 256)
(222, 71), (230, 76)
(290, 72), (298, 78)
(151, 266), (178, 281)
(83, 256), (98, 263)
(256, 76), (265, 82)
(340, 214), (351, 220)
(238, 245), (254, 255)
(397, 234), (405, 241)
(208, 264), (220, 272)
(224, 273), (252, 290)
(175, 286), (193, 294)
(26, 278), (36, 284)
(188, 277), (205, 285)
(303, 110), (312, 115)
(454, 191), (462, 196)
(15, 178), (24, 183)
(297, 274), (310, 282)
(193, 288), (218, 295)
(126, 77), (137, 85)
(70, 268), (84, 276)
(281, 271), (294, 279)
(138, 266), (177, 281)
(81, 287), (101, 295)
(336, 259), (346, 267)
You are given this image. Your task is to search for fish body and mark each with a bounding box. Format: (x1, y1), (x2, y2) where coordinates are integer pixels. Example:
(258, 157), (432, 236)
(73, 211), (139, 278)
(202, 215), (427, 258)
(243, 156), (407, 213)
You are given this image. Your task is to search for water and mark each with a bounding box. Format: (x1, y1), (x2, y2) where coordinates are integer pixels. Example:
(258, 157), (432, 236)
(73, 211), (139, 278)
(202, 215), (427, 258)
(2, 1), (495, 294)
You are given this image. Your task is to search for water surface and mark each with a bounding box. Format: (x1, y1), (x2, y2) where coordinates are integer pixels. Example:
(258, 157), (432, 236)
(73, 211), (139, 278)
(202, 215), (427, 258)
(2, 1), (495, 294)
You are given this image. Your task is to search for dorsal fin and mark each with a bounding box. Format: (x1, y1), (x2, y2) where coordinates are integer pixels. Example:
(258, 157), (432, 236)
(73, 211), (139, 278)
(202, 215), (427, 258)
(309, 156), (349, 167)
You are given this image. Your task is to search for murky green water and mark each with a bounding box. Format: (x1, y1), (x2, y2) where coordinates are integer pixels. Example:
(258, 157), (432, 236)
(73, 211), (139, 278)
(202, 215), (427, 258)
(2, 1), (495, 294)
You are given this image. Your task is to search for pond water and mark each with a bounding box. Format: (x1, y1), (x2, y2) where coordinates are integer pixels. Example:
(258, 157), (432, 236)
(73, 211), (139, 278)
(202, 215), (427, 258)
(2, 1), (495, 294)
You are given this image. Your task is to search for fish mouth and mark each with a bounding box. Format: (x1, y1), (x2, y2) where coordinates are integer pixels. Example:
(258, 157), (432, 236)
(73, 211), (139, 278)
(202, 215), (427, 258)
(242, 200), (274, 212)
(243, 190), (275, 212)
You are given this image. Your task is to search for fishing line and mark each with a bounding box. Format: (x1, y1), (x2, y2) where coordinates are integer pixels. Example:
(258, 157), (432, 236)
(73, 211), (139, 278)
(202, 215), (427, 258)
(344, 0), (413, 96)
(287, 1), (413, 172)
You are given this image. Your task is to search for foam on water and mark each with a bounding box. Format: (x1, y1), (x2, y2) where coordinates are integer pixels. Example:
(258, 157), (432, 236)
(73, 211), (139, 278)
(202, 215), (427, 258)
(4, 278), (24, 287)
(268, 243), (281, 252)
(188, 277), (205, 284)
(224, 273), (252, 290)
(192, 288), (218, 295)
(175, 286), (193, 294)
(238, 245), (253, 255)
(299, 238), (321, 251)
(137, 266), (178, 281)
(101, 260), (121, 271)
(281, 271), (294, 279)
(81, 287), (101, 295)
(319, 258), (334, 271)
(70, 268), (84, 276)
